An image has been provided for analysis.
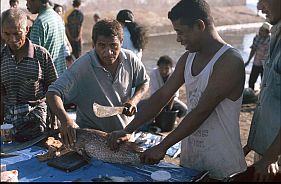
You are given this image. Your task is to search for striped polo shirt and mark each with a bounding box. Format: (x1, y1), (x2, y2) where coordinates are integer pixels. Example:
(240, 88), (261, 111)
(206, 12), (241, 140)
(30, 7), (66, 76)
(1, 39), (58, 106)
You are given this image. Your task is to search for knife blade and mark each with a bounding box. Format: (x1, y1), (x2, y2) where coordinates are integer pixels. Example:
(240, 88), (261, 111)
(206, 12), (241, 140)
(93, 103), (125, 118)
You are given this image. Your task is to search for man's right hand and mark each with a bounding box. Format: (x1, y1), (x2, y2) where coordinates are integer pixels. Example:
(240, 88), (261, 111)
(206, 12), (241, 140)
(107, 130), (131, 151)
(59, 119), (79, 148)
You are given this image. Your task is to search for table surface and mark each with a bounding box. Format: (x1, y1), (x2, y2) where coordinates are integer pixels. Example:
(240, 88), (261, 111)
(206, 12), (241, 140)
(1, 144), (208, 182)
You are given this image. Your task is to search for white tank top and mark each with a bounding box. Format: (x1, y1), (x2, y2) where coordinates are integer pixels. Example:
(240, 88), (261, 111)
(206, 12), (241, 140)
(181, 44), (247, 179)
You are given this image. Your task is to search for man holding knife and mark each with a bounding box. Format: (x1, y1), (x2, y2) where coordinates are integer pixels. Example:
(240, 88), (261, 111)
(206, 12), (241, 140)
(46, 19), (149, 147)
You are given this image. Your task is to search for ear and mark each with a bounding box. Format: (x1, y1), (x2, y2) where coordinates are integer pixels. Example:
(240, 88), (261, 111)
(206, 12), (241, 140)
(196, 19), (206, 32)
(25, 25), (30, 35)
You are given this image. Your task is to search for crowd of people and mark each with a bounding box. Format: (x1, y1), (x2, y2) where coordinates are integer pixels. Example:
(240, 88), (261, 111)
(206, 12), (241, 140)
(0, 0), (280, 182)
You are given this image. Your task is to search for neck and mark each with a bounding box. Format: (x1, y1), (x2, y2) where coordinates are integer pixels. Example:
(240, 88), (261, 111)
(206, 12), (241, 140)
(198, 27), (226, 56)
(12, 41), (28, 62)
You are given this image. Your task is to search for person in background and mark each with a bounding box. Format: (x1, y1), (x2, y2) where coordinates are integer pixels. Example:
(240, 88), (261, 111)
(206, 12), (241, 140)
(245, 22), (271, 91)
(65, 54), (75, 69)
(65, 0), (84, 59)
(9, 0), (19, 8)
(150, 55), (187, 118)
(93, 13), (101, 24)
(108, 0), (247, 180)
(53, 3), (73, 69)
(0, 8), (57, 141)
(116, 9), (148, 60)
(26, 0), (66, 77)
(46, 19), (149, 147)
(243, 0), (281, 181)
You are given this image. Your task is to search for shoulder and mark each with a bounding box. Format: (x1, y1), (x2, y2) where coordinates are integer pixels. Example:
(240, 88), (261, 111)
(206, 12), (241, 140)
(175, 51), (190, 69)
(33, 43), (50, 56)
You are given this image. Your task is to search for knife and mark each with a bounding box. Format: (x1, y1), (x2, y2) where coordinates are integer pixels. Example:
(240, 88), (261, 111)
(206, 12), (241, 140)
(93, 103), (125, 118)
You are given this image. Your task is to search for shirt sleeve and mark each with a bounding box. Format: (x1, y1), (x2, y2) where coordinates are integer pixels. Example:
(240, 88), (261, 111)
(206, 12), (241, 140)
(42, 49), (58, 92)
(149, 68), (160, 95)
(47, 69), (79, 104)
(30, 20), (45, 47)
(131, 55), (149, 89)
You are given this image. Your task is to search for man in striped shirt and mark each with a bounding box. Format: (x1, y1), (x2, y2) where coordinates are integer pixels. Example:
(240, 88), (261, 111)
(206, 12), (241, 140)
(0, 8), (58, 142)
(26, 0), (66, 76)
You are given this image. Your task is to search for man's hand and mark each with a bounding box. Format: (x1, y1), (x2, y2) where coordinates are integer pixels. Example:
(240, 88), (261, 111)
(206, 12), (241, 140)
(107, 130), (131, 151)
(140, 145), (166, 165)
(59, 119), (79, 148)
(253, 159), (280, 182)
(122, 102), (136, 116)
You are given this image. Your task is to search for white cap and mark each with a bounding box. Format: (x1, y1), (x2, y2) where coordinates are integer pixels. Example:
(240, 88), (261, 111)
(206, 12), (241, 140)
(261, 22), (272, 31)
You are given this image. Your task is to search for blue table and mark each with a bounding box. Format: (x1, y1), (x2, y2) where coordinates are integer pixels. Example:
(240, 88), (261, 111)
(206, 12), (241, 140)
(1, 145), (208, 182)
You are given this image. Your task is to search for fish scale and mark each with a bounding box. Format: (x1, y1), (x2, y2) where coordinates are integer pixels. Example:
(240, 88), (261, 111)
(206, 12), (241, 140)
(74, 128), (141, 165)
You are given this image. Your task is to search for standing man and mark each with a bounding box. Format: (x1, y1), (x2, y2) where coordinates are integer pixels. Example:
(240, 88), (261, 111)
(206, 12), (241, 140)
(244, 22), (271, 90)
(107, 0), (247, 180)
(0, 8), (57, 141)
(46, 19), (149, 147)
(26, 0), (66, 76)
(244, 0), (281, 181)
(65, 0), (84, 59)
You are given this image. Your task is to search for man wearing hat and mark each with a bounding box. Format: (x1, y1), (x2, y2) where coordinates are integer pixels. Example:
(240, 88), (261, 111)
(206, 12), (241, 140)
(65, 0), (84, 59)
(245, 22), (271, 91)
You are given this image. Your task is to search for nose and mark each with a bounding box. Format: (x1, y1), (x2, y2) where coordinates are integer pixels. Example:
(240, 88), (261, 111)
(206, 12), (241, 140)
(176, 35), (182, 43)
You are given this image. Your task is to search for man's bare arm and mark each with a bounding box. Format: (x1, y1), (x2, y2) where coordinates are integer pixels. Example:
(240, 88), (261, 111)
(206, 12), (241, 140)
(46, 91), (78, 146)
(124, 52), (188, 133)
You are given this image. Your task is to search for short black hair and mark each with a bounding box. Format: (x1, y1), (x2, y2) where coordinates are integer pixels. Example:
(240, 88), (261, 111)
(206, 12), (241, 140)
(73, 0), (81, 7)
(157, 55), (174, 67)
(53, 3), (63, 11)
(9, 0), (19, 6)
(92, 19), (123, 44)
(168, 0), (213, 27)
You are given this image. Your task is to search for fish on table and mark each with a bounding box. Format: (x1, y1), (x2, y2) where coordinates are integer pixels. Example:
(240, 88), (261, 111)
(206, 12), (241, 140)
(73, 128), (142, 165)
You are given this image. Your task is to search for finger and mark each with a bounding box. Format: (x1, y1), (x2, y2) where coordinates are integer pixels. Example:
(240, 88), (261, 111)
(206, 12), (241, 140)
(69, 128), (76, 144)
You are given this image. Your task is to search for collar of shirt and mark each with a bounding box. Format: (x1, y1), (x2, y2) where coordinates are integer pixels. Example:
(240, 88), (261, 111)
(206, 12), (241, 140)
(270, 20), (281, 34)
(90, 48), (128, 68)
(4, 38), (34, 59)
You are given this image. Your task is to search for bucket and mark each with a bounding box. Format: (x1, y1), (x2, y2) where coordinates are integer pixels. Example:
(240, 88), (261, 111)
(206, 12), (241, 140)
(153, 110), (179, 132)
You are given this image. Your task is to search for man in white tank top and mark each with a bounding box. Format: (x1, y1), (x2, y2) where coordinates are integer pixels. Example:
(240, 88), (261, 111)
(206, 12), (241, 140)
(107, 0), (247, 180)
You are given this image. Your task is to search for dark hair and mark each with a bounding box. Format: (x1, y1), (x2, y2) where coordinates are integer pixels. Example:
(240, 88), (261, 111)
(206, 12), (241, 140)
(66, 54), (75, 61)
(53, 3), (63, 11)
(168, 0), (213, 27)
(92, 19), (123, 44)
(73, 0), (81, 7)
(157, 55), (174, 67)
(117, 9), (148, 51)
(9, 0), (19, 6)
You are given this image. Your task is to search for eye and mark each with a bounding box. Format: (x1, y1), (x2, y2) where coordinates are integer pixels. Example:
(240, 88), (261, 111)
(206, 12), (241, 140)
(97, 43), (105, 49)
(111, 43), (118, 49)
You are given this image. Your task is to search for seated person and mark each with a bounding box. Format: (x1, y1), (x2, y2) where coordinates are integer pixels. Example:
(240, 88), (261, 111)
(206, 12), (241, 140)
(150, 55), (187, 117)
(1, 9), (58, 142)
(46, 19), (149, 147)
(137, 55), (188, 132)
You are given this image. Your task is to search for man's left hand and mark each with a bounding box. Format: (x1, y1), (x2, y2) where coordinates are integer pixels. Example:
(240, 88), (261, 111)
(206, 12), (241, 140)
(122, 102), (136, 116)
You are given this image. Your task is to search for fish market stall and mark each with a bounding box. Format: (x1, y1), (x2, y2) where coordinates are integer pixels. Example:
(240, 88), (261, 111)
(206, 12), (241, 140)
(1, 142), (208, 182)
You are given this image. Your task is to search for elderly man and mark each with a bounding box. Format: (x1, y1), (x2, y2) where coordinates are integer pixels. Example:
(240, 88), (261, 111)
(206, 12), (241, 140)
(46, 19), (149, 147)
(26, 0), (65, 76)
(0, 8), (57, 142)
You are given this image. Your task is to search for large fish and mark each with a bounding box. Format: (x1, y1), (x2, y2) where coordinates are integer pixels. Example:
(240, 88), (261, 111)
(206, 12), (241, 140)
(73, 128), (142, 165)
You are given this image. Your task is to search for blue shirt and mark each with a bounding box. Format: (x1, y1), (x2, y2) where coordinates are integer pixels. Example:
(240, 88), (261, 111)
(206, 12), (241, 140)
(247, 21), (281, 155)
